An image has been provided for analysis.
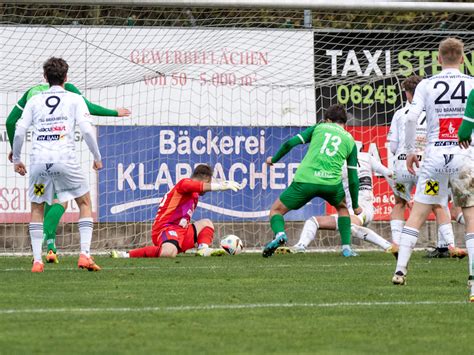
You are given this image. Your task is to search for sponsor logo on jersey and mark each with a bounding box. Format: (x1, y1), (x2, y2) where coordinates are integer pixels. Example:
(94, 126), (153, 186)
(438, 117), (462, 140)
(38, 125), (66, 133)
(37, 134), (64, 141)
(424, 180), (439, 196)
(33, 184), (45, 196)
(395, 183), (406, 194)
(45, 163), (54, 171)
(443, 154), (454, 166)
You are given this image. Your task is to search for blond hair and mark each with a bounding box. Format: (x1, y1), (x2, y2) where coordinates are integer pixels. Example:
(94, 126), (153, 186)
(439, 37), (464, 65)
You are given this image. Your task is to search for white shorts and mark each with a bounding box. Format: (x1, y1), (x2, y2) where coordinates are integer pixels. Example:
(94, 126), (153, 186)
(351, 195), (374, 226)
(414, 148), (474, 207)
(29, 162), (89, 205)
(392, 157), (418, 202)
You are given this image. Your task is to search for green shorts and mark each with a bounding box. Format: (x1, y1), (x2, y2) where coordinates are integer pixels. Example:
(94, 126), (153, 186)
(279, 181), (345, 210)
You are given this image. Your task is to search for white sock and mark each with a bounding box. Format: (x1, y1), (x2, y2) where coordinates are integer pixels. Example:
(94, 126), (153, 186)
(296, 218), (319, 247)
(437, 227), (449, 248)
(466, 233), (474, 277)
(390, 219), (405, 245)
(79, 217), (93, 256)
(29, 223), (43, 263)
(438, 223), (455, 248)
(396, 227), (419, 275)
(351, 225), (392, 250)
(456, 213), (465, 225)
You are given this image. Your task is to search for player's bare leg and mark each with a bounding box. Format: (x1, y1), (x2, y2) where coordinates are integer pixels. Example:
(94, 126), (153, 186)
(76, 193), (100, 271)
(263, 199), (289, 257)
(392, 201), (432, 285)
(462, 206), (474, 302)
(30, 202), (45, 272)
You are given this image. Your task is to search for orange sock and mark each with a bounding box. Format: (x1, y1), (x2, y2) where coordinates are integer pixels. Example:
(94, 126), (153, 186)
(129, 246), (161, 258)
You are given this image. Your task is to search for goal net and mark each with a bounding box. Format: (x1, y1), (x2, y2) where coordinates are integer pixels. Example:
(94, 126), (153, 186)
(1, 4), (473, 252)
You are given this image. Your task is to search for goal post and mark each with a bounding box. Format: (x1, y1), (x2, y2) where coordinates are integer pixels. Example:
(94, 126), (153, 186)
(1, 2), (473, 253)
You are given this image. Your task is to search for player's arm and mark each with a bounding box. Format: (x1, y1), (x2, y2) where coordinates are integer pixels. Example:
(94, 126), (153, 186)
(404, 80), (426, 173)
(458, 89), (474, 149)
(370, 155), (393, 178)
(346, 144), (359, 210)
(387, 111), (400, 155)
(75, 98), (102, 170)
(176, 179), (241, 193)
(6, 89), (29, 150)
(65, 83), (130, 117)
(267, 126), (315, 164)
(12, 99), (34, 176)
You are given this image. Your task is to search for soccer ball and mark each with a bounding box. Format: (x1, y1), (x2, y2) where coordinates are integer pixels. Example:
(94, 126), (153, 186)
(220, 235), (243, 255)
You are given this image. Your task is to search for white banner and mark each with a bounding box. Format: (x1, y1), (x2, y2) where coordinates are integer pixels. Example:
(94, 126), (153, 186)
(1, 26), (315, 126)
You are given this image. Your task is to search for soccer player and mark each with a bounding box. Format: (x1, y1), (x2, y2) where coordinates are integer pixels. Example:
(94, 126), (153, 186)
(392, 38), (474, 292)
(293, 150), (393, 253)
(458, 88), (474, 301)
(12, 57), (103, 272)
(6, 78), (130, 264)
(111, 164), (242, 259)
(262, 104), (361, 258)
(388, 75), (466, 259)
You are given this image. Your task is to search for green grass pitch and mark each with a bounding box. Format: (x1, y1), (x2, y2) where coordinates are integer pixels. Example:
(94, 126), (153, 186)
(0, 252), (472, 354)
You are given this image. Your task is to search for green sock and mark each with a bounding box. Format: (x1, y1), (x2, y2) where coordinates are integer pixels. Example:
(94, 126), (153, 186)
(43, 203), (65, 253)
(270, 214), (285, 236)
(338, 216), (351, 246)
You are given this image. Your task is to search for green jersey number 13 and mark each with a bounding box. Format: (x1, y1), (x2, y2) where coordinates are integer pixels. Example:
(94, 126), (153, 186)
(320, 132), (342, 157)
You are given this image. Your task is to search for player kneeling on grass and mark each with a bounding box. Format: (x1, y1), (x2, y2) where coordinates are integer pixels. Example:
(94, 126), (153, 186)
(262, 104), (361, 258)
(12, 57), (103, 272)
(111, 165), (242, 259)
(292, 150), (393, 254)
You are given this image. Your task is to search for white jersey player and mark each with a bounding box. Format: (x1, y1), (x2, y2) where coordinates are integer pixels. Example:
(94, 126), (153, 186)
(12, 57), (103, 273)
(392, 38), (474, 287)
(387, 76), (466, 258)
(292, 151), (393, 254)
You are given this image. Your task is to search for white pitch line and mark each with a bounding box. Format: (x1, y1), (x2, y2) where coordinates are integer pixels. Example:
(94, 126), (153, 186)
(0, 301), (467, 315)
(1, 262), (393, 272)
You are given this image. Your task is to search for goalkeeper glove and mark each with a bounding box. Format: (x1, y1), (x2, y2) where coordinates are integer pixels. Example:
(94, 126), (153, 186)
(210, 181), (242, 192)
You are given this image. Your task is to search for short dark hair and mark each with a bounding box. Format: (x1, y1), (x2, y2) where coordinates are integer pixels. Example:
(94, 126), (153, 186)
(43, 57), (68, 86)
(324, 104), (347, 124)
(401, 75), (423, 94)
(191, 164), (213, 180)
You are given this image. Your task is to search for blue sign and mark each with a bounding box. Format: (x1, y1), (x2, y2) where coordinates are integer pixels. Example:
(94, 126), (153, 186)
(98, 126), (326, 222)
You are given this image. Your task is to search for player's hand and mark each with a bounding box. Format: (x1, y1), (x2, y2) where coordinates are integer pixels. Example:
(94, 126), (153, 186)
(8, 151), (13, 163)
(212, 181), (242, 192)
(458, 137), (472, 149)
(353, 207), (363, 215)
(93, 161), (103, 171)
(116, 108), (131, 117)
(265, 156), (273, 166)
(14, 162), (27, 176)
(406, 153), (419, 175)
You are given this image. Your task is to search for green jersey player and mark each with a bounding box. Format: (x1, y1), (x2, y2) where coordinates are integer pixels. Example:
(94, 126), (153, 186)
(6, 82), (131, 263)
(262, 104), (361, 258)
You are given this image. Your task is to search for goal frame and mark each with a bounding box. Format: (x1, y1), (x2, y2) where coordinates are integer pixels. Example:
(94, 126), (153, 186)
(2, 0), (474, 13)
